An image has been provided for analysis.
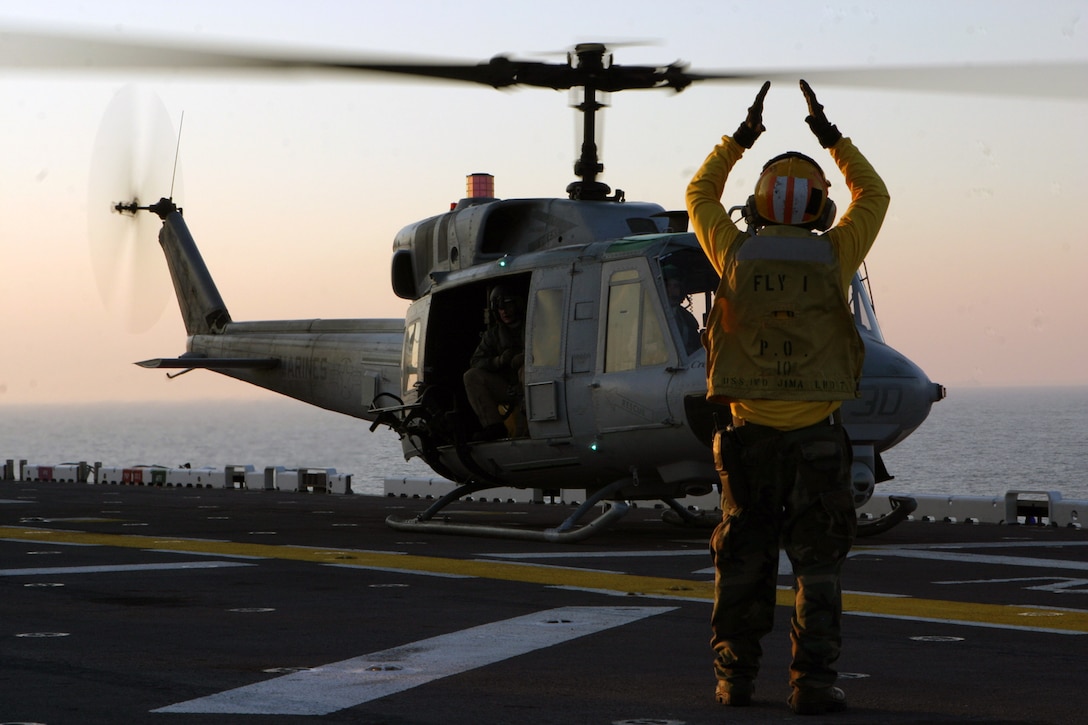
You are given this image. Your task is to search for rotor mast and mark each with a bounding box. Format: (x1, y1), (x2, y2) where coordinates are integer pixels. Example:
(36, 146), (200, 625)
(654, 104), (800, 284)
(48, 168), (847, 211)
(567, 44), (611, 201)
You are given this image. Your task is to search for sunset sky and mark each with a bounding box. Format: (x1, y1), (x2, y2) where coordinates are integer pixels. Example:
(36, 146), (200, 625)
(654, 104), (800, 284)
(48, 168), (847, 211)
(1, 0), (1085, 406)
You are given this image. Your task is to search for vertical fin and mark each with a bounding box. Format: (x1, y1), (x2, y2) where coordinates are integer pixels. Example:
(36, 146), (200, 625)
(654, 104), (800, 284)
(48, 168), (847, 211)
(155, 204), (231, 335)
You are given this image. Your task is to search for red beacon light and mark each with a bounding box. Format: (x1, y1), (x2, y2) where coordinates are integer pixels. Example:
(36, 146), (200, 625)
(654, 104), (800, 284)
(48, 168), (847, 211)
(466, 172), (494, 199)
(451, 172), (496, 210)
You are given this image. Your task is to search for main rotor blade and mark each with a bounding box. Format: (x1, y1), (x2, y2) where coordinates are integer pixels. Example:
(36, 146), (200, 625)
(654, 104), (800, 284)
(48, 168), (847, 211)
(3, 27), (1083, 99)
(0, 27), (347, 71)
(0, 28), (734, 91)
(709, 63), (1087, 100)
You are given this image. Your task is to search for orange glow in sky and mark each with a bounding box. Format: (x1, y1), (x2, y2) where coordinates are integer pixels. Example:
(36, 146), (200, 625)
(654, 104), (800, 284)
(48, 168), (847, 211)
(0, 0), (1085, 405)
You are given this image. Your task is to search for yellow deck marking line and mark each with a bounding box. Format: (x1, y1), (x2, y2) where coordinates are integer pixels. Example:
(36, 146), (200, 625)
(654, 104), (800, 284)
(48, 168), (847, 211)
(0, 525), (703, 596)
(4, 526), (1086, 634)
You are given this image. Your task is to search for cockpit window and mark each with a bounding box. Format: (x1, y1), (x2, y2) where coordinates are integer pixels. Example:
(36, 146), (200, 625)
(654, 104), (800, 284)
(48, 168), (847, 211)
(656, 247), (719, 355)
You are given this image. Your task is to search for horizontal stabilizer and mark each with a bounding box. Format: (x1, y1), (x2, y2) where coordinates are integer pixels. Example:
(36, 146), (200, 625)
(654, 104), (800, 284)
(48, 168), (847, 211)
(136, 357), (279, 370)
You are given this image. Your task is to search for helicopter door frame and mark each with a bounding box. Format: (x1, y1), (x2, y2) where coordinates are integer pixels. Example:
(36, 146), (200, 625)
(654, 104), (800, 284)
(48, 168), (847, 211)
(400, 296), (430, 404)
(591, 258), (679, 434)
(524, 268), (572, 439)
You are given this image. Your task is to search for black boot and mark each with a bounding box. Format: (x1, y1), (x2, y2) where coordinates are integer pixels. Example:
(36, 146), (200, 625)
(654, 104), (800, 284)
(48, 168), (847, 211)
(788, 685), (846, 715)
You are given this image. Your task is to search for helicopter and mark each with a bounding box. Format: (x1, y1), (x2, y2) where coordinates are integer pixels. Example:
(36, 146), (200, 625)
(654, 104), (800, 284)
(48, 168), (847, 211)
(94, 42), (948, 541)
(20, 33), (952, 540)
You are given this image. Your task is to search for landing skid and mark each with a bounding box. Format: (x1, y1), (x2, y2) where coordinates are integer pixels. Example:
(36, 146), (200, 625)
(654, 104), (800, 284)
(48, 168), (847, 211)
(659, 497), (719, 528)
(658, 494), (918, 538)
(856, 494), (917, 537)
(386, 487), (917, 541)
(385, 479), (632, 543)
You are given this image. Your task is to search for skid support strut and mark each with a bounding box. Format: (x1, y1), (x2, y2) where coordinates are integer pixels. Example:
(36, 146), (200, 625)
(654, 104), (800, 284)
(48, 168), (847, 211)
(386, 479), (632, 543)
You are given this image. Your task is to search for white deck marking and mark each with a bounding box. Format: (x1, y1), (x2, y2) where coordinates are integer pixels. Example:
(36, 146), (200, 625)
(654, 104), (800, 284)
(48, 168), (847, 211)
(846, 610), (1086, 635)
(485, 549), (707, 559)
(154, 605), (674, 716)
(0, 561), (254, 576)
(858, 548), (1088, 572)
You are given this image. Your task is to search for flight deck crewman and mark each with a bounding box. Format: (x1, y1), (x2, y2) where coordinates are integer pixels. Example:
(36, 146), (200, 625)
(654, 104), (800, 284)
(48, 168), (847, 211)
(685, 80), (889, 716)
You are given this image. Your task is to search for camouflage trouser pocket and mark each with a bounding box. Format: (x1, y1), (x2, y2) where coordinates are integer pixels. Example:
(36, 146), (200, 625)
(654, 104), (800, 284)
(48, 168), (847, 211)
(819, 487), (857, 556)
(714, 428), (749, 515)
(789, 432), (857, 564)
(789, 488), (856, 566)
(797, 436), (848, 487)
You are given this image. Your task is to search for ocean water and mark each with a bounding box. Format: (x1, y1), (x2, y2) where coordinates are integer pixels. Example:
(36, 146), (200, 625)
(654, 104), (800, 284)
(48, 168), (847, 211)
(0, 397), (432, 496)
(877, 385), (1088, 500)
(1, 386), (1085, 500)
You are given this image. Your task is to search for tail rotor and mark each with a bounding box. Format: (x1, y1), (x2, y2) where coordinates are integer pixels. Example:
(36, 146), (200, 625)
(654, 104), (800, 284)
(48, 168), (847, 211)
(87, 85), (181, 333)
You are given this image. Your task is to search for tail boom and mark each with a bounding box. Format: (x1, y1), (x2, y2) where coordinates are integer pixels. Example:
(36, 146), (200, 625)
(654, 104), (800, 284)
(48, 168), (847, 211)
(142, 200), (406, 421)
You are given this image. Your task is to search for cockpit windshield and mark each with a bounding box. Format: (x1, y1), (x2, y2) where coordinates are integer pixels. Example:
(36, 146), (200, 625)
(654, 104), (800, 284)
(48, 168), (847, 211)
(849, 270), (885, 343)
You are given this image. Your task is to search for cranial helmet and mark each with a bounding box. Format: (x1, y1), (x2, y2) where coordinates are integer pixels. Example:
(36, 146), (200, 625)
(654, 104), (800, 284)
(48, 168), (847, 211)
(747, 151), (836, 230)
(489, 285), (520, 318)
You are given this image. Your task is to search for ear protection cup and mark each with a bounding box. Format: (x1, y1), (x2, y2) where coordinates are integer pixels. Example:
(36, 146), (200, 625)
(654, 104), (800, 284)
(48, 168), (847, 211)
(815, 198), (837, 231)
(743, 194), (758, 226)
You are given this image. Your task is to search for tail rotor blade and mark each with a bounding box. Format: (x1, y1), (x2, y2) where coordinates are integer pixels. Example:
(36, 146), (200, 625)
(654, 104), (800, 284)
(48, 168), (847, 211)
(87, 85), (180, 333)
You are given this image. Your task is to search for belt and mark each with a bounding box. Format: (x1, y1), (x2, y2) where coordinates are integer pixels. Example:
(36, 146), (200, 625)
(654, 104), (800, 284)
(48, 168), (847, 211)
(731, 414), (838, 432)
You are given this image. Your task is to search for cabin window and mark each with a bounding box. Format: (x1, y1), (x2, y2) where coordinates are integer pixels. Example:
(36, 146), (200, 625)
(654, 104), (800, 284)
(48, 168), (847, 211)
(531, 287), (563, 368)
(605, 269), (668, 372)
(402, 319), (422, 393)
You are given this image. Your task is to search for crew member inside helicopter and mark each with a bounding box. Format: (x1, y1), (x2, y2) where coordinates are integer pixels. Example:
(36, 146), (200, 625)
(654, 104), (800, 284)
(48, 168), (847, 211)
(663, 264), (703, 355)
(686, 80), (889, 715)
(463, 285), (527, 441)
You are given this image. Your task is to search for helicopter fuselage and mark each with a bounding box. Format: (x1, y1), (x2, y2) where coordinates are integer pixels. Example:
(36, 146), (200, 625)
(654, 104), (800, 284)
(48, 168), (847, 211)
(142, 192), (942, 513)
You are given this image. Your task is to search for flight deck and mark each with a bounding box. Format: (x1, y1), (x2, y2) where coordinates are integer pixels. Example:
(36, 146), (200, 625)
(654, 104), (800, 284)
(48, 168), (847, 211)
(2, 479), (1085, 724)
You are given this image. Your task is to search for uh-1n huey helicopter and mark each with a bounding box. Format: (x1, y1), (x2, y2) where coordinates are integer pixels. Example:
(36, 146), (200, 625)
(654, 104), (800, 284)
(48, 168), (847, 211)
(83, 40), (946, 540)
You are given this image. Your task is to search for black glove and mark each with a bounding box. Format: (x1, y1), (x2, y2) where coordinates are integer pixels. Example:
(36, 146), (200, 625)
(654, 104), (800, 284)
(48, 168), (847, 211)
(497, 348), (517, 369)
(800, 79), (842, 148)
(732, 81), (770, 149)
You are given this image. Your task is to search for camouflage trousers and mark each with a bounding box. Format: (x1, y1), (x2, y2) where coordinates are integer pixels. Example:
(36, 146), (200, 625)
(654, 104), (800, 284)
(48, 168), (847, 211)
(709, 419), (857, 691)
